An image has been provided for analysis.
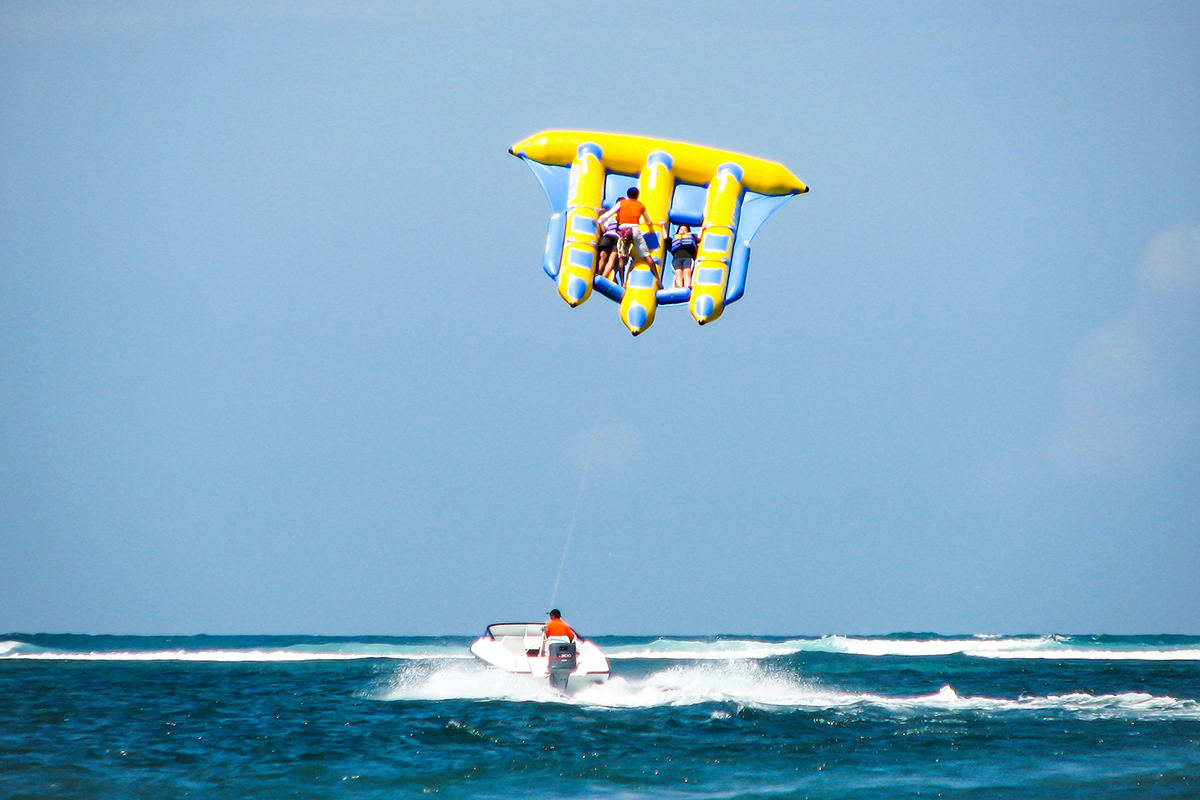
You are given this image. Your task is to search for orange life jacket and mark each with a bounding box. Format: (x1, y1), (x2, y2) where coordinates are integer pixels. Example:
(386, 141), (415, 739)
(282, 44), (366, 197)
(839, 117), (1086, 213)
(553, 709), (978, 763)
(545, 619), (576, 640)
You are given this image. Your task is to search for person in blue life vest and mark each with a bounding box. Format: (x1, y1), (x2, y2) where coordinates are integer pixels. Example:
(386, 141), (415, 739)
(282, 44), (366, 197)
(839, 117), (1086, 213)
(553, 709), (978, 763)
(668, 224), (700, 289)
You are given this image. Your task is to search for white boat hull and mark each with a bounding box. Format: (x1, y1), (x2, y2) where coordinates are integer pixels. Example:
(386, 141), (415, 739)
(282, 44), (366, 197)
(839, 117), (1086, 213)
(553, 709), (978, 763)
(471, 622), (609, 691)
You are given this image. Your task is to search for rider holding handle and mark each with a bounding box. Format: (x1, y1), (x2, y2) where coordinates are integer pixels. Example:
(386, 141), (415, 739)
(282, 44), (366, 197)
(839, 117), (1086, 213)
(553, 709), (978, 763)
(597, 187), (661, 288)
(596, 212), (622, 284)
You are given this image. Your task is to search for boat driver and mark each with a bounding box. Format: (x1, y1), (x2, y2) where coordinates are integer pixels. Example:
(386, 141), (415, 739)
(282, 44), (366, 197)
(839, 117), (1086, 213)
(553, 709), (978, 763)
(544, 609), (577, 642)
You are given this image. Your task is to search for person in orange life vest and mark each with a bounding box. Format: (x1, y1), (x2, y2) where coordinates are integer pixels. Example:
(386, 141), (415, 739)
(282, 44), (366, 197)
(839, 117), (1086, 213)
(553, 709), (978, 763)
(596, 187), (661, 288)
(543, 609), (577, 642)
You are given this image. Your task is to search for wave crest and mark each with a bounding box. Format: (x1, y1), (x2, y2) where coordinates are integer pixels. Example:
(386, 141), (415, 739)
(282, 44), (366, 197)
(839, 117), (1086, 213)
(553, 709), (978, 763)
(606, 635), (1200, 661)
(0, 640), (472, 662)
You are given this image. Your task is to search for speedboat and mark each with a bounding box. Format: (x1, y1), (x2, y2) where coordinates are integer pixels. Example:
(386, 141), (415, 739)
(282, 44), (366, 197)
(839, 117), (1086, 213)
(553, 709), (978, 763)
(470, 622), (609, 691)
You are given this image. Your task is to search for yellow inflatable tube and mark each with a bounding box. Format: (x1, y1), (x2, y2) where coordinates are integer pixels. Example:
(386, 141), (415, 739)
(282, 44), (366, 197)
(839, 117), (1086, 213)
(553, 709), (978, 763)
(690, 163), (743, 325)
(620, 264), (659, 336)
(510, 131), (808, 197)
(557, 144), (605, 306)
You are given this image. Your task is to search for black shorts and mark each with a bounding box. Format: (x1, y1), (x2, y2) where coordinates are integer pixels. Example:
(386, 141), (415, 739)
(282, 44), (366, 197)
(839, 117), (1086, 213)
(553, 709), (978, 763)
(671, 246), (698, 261)
(597, 234), (618, 254)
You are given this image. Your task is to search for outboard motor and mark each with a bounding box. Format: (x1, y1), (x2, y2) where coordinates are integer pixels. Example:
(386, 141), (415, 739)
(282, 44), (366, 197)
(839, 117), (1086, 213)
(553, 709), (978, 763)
(547, 640), (578, 691)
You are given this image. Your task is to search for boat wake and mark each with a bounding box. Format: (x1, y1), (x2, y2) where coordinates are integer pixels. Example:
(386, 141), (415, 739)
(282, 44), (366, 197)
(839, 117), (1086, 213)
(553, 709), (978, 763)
(376, 659), (1200, 719)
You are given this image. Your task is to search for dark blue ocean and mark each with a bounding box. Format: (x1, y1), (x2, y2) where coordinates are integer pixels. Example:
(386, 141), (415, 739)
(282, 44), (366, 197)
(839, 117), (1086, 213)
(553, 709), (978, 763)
(2, 633), (1198, 798)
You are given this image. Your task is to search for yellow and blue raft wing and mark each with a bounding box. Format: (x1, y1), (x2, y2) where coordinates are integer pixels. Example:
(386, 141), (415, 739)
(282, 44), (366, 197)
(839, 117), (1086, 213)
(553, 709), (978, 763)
(510, 131), (808, 334)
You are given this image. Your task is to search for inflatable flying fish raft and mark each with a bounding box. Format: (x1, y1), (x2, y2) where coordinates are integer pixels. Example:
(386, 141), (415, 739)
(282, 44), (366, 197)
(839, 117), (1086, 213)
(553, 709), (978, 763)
(510, 130), (808, 335)
(471, 623), (609, 692)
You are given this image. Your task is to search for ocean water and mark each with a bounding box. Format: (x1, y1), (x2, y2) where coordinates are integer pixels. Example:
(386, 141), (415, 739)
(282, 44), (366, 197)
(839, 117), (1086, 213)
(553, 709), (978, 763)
(2, 633), (1198, 798)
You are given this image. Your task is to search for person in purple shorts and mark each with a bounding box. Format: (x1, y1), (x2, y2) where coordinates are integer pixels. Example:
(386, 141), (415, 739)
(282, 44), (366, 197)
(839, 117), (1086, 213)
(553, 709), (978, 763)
(596, 210), (623, 285)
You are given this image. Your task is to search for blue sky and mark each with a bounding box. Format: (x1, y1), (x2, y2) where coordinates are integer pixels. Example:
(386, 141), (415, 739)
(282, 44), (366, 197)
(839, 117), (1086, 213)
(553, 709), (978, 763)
(1, 2), (1197, 636)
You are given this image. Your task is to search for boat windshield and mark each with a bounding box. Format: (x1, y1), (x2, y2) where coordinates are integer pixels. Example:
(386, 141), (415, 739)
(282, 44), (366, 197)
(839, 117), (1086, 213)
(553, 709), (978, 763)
(486, 623), (544, 639)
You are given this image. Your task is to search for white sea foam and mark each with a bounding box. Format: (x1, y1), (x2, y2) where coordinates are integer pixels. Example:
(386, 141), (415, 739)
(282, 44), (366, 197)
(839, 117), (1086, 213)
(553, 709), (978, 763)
(376, 659), (838, 707)
(817, 635), (1062, 657)
(0, 641), (473, 663)
(605, 635), (1200, 661)
(604, 635), (1061, 660)
(377, 659), (569, 704)
(606, 639), (812, 660)
(971, 648), (1200, 661)
(377, 660), (1200, 719)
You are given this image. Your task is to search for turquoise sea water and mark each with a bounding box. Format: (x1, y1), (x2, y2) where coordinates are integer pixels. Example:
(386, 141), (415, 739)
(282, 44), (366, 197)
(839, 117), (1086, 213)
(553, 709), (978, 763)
(3, 633), (1199, 798)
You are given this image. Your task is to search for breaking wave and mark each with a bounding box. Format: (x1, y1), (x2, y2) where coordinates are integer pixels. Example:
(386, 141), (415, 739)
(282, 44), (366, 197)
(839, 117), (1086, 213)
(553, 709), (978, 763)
(0, 639), (471, 662)
(605, 634), (1200, 661)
